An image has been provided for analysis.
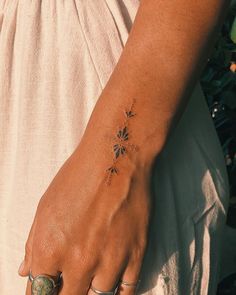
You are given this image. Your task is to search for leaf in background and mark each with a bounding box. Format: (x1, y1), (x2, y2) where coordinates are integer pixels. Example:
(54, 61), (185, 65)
(222, 90), (236, 109)
(230, 16), (236, 43)
(219, 71), (236, 89)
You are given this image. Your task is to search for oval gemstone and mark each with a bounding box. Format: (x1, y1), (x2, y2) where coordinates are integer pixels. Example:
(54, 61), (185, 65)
(31, 275), (55, 295)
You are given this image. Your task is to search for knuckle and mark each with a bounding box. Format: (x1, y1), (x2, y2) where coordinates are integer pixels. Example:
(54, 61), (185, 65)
(33, 238), (59, 261)
(139, 236), (148, 251)
(72, 248), (97, 272)
(131, 247), (144, 262)
(130, 239), (147, 263)
(67, 245), (94, 272)
(25, 240), (32, 258)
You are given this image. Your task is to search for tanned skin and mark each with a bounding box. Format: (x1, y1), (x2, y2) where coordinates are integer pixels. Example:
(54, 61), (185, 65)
(18, 1), (231, 294)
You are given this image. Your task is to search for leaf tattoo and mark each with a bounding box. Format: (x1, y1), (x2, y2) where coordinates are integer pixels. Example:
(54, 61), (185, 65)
(117, 126), (129, 141)
(105, 98), (138, 186)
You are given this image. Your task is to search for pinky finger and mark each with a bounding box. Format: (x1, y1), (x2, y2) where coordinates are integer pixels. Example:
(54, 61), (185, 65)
(116, 253), (143, 295)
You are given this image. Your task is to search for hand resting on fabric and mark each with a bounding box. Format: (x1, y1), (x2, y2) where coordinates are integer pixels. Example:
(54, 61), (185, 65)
(17, 0), (230, 294)
(18, 116), (152, 294)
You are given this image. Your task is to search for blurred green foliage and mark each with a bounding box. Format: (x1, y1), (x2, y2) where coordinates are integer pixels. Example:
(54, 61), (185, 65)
(200, 2), (236, 293)
(200, 1), (236, 230)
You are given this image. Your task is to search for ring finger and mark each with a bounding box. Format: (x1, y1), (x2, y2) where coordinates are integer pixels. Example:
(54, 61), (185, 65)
(87, 254), (129, 295)
(116, 251), (144, 295)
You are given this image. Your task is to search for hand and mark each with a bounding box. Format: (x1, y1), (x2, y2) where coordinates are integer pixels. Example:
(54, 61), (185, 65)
(18, 134), (152, 295)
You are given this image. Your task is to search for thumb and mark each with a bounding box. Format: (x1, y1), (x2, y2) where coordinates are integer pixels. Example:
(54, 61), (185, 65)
(18, 215), (38, 277)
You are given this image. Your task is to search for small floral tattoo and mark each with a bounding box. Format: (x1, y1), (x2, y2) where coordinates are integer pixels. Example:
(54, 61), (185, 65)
(105, 98), (139, 186)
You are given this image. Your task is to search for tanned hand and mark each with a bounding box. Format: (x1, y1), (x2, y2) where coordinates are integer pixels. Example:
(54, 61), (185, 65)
(18, 0), (230, 294)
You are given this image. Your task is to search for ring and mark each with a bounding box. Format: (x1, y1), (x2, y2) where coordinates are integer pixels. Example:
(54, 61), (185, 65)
(28, 269), (62, 295)
(90, 284), (119, 295)
(120, 279), (141, 287)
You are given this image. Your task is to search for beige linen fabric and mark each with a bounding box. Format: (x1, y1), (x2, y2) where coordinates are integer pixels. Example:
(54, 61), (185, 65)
(0, 0), (230, 294)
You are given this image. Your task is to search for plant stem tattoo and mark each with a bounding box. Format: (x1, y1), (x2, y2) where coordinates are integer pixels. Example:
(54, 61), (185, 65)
(105, 98), (139, 186)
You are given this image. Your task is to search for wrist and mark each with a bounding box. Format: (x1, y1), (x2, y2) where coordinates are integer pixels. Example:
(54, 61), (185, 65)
(75, 95), (166, 185)
(75, 126), (159, 188)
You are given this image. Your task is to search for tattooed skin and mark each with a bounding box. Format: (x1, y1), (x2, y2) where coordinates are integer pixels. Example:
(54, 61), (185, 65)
(105, 98), (139, 186)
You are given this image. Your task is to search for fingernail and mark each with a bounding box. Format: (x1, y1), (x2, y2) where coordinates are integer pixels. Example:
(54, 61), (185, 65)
(18, 260), (25, 274)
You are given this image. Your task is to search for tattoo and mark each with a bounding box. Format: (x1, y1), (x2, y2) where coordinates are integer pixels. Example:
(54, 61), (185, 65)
(105, 98), (139, 186)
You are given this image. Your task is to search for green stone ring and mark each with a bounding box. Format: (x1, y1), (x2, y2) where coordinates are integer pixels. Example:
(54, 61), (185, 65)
(29, 269), (62, 295)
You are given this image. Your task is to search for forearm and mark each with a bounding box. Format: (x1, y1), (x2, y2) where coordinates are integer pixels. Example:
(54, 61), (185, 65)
(76, 0), (230, 183)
